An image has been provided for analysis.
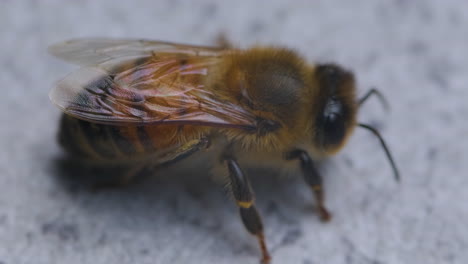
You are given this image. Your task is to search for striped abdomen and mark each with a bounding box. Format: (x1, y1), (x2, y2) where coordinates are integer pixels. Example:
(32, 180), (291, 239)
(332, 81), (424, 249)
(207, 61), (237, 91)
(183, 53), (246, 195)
(58, 114), (206, 163)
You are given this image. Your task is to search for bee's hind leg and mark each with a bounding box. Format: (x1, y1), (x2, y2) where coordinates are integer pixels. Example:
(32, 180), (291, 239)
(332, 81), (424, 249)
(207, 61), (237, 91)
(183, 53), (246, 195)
(222, 157), (271, 264)
(92, 138), (210, 190)
(155, 137), (210, 168)
(285, 149), (332, 222)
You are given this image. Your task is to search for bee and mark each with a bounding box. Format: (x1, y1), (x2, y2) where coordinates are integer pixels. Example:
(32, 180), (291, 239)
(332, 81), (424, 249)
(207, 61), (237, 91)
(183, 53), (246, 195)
(49, 38), (399, 264)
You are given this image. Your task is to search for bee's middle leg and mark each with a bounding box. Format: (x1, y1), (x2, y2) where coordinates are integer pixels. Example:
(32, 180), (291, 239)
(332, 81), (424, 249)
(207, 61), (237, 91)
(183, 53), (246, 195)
(285, 149), (331, 222)
(223, 158), (271, 264)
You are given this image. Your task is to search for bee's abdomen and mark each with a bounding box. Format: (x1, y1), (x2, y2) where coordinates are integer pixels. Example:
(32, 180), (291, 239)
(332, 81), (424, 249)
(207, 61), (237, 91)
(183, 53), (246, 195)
(58, 114), (207, 162)
(58, 114), (157, 161)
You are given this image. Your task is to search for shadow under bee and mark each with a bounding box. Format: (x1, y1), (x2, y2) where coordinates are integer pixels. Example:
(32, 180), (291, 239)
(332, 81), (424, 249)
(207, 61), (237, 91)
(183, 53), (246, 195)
(51, 156), (134, 190)
(49, 152), (329, 209)
(48, 154), (332, 259)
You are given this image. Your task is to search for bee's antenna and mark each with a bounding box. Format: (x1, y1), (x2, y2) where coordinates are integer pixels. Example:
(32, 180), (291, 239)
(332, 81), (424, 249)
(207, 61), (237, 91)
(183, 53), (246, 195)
(358, 123), (400, 182)
(359, 88), (390, 111)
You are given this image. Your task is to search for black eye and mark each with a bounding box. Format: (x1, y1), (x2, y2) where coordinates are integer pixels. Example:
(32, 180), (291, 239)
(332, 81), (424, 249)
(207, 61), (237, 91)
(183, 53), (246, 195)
(323, 112), (345, 146)
(318, 98), (346, 147)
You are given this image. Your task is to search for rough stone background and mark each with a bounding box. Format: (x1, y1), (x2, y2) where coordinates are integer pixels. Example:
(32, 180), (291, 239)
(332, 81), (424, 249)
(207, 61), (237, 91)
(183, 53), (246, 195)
(1, 1), (467, 264)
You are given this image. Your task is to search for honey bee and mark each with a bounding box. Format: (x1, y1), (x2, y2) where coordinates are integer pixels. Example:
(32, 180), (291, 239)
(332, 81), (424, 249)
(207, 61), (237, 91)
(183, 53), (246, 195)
(49, 38), (399, 264)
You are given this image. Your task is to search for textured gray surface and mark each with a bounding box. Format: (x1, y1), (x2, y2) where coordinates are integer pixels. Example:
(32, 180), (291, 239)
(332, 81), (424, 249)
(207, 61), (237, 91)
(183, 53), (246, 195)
(1, 1), (468, 264)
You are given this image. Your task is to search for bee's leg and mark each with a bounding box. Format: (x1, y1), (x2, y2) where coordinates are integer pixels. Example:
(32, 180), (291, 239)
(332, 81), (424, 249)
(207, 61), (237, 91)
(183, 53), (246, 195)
(156, 137), (210, 167)
(93, 138), (210, 190)
(285, 150), (331, 222)
(224, 158), (271, 264)
(127, 137), (211, 181)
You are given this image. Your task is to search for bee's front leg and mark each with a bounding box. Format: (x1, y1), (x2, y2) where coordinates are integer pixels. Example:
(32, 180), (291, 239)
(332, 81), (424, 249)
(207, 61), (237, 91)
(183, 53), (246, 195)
(223, 157), (271, 264)
(285, 149), (331, 222)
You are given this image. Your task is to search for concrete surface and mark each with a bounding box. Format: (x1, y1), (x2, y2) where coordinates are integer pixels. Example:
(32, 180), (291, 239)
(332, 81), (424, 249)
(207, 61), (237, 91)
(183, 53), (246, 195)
(1, 1), (467, 264)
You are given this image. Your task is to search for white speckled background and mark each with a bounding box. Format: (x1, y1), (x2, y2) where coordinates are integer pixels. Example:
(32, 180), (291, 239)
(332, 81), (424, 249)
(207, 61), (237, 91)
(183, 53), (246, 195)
(1, 1), (467, 264)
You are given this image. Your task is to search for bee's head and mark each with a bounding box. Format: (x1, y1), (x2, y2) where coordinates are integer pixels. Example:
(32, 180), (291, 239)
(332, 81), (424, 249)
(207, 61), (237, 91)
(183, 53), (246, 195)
(308, 64), (400, 181)
(312, 64), (358, 156)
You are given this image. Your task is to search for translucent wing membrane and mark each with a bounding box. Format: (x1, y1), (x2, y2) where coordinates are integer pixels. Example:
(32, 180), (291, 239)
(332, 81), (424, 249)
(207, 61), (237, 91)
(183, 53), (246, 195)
(48, 38), (225, 66)
(49, 39), (257, 129)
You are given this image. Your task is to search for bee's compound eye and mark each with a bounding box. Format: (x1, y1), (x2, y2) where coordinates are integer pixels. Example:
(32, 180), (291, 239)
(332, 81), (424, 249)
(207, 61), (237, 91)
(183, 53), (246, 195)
(323, 112), (345, 146)
(318, 98), (346, 148)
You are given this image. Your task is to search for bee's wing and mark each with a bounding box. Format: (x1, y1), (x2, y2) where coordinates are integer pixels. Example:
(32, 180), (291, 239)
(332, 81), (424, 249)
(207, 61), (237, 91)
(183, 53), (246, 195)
(48, 38), (225, 66)
(50, 40), (257, 129)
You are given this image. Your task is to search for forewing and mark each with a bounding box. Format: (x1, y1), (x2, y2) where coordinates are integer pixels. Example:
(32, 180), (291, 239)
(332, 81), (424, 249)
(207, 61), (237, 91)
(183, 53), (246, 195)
(48, 38), (225, 66)
(50, 44), (257, 129)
